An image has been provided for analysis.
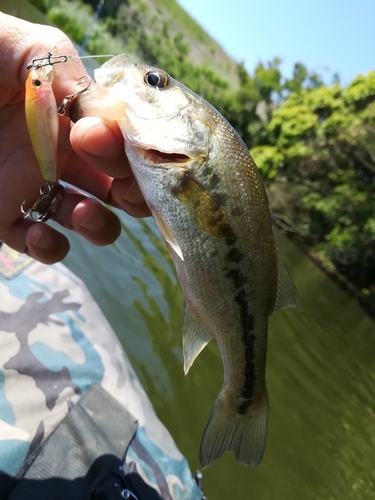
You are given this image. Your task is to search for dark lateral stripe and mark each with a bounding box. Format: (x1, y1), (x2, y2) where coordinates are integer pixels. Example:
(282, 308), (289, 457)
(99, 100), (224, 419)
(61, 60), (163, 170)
(226, 247), (244, 264)
(235, 292), (256, 415)
(225, 254), (256, 415)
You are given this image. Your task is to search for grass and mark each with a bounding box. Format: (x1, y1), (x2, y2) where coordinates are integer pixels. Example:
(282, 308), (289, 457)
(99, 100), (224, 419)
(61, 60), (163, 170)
(154, 0), (212, 44)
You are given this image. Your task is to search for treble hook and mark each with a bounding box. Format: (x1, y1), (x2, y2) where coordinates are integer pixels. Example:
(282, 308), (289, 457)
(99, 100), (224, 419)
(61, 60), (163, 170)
(21, 181), (64, 223)
(58, 76), (91, 116)
(27, 52), (69, 71)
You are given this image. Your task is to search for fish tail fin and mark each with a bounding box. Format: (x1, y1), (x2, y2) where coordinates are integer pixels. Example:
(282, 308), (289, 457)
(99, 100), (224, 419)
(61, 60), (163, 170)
(199, 389), (268, 468)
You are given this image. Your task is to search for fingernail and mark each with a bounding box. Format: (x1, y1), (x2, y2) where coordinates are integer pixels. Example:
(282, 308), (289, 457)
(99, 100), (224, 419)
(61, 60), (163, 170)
(33, 231), (54, 250)
(79, 118), (118, 157)
(80, 204), (106, 232)
(124, 179), (144, 205)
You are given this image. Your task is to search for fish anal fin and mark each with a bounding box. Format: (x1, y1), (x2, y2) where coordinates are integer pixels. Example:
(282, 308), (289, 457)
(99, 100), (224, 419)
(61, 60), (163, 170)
(174, 174), (234, 239)
(183, 303), (211, 375)
(200, 389), (269, 468)
(274, 255), (298, 312)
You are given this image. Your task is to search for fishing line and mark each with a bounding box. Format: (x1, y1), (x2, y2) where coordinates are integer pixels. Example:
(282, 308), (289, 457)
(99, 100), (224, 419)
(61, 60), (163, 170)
(27, 52), (115, 70)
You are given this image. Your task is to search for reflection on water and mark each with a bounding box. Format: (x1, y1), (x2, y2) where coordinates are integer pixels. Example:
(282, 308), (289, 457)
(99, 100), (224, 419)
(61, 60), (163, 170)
(63, 211), (375, 500)
(121, 218), (183, 400)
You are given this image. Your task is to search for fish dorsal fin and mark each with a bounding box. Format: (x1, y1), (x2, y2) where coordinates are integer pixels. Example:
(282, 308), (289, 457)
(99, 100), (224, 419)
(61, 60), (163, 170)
(274, 255), (299, 312)
(152, 210), (184, 261)
(183, 303), (211, 375)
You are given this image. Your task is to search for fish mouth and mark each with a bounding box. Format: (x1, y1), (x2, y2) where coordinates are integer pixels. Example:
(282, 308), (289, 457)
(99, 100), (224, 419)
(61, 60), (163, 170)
(140, 148), (191, 165)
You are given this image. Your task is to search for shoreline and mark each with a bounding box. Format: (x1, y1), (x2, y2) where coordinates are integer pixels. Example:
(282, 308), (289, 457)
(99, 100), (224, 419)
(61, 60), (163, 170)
(285, 230), (375, 323)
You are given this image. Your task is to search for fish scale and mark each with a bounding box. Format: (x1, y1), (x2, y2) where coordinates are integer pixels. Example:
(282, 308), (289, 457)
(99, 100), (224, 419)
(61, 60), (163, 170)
(71, 54), (298, 468)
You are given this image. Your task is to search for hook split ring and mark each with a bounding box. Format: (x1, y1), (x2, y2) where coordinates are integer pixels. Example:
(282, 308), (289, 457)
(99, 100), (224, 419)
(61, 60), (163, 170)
(21, 181), (65, 223)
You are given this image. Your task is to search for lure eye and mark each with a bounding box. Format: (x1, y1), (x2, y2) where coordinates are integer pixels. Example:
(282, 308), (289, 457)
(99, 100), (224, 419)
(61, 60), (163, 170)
(144, 70), (168, 89)
(32, 78), (42, 88)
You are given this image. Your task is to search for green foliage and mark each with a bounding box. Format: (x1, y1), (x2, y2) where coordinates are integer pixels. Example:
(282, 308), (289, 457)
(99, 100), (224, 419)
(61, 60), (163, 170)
(284, 62), (324, 94)
(268, 101), (319, 145)
(46, 0), (126, 55)
(83, 0), (124, 18)
(254, 58), (282, 102)
(345, 72), (375, 109)
(28, 0), (53, 13)
(153, 0), (212, 44)
(260, 70), (375, 303)
(47, 0), (90, 44)
(251, 145), (284, 179)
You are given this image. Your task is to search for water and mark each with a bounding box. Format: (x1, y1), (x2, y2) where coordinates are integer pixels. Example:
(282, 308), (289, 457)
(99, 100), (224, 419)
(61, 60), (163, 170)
(3, 2), (375, 495)
(60, 210), (375, 500)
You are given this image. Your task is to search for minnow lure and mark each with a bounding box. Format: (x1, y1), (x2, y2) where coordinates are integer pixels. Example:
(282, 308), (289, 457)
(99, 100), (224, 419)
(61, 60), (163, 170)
(22, 53), (91, 221)
(25, 56), (60, 183)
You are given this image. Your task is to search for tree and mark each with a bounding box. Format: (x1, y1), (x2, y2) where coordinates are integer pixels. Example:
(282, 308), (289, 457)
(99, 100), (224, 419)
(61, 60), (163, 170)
(252, 70), (375, 303)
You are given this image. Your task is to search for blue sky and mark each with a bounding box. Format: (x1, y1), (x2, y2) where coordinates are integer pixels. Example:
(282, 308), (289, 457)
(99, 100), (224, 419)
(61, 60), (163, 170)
(177, 0), (375, 85)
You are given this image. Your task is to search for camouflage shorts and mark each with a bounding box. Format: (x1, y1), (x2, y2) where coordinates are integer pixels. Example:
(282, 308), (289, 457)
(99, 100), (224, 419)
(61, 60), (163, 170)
(0, 244), (202, 499)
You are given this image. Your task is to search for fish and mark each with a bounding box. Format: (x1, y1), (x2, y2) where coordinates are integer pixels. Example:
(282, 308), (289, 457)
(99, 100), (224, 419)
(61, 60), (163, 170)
(71, 54), (298, 468)
(25, 63), (59, 183)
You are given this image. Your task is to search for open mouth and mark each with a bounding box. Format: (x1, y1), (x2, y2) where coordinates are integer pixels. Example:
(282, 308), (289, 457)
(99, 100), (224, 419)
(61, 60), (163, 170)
(141, 148), (190, 165)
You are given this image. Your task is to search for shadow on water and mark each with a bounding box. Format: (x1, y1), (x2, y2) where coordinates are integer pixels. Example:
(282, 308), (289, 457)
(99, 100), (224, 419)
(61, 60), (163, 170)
(120, 218), (184, 400)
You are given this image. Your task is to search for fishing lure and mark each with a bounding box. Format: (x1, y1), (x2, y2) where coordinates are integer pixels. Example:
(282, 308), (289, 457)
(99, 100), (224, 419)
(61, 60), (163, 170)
(21, 53), (91, 222)
(24, 59), (59, 184)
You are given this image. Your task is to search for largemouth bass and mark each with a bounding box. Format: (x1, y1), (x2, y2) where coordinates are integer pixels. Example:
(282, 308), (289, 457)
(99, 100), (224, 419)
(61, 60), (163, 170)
(71, 54), (298, 468)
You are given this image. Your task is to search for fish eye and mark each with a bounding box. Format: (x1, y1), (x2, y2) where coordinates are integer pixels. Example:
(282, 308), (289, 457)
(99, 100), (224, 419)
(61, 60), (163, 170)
(144, 70), (168, 89)
(32, 78), (42, 88)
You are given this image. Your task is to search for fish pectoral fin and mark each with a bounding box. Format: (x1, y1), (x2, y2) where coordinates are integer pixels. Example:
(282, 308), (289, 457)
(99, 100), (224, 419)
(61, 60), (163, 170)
(152, 210), (184, 260)
(175, 175), (234, 239)
(273, 255), (299, 312)
(183, 303), (211, 375)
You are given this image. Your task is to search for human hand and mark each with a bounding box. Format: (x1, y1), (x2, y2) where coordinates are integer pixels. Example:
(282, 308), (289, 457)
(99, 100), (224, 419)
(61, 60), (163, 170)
(0, 13), (149, 265)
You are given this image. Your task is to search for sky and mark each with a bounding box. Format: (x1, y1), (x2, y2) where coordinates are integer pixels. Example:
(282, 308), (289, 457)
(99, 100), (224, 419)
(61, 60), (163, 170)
(176, 0), (375, 85)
